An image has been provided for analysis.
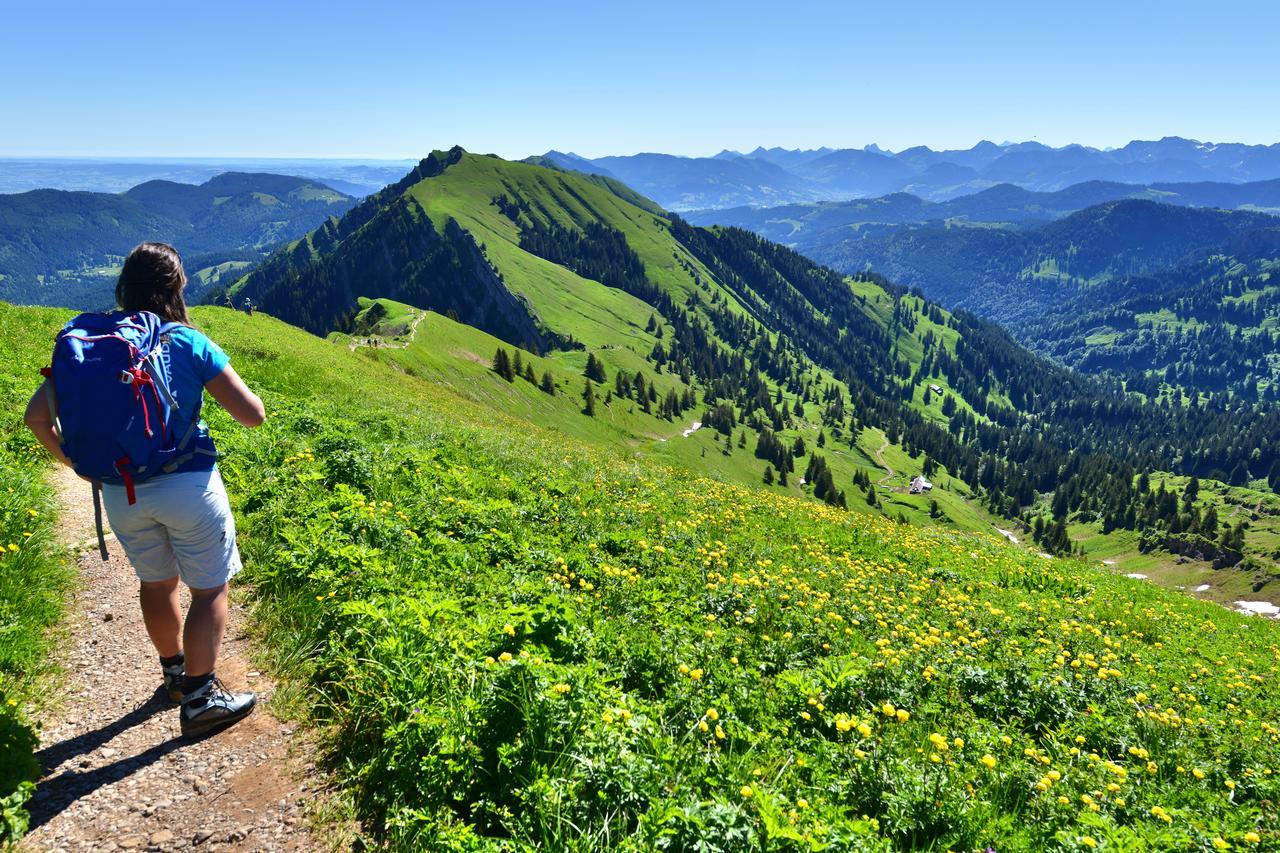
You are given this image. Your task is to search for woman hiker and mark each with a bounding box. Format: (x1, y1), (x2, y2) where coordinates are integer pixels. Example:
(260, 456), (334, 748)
(24, 242), (266, 738)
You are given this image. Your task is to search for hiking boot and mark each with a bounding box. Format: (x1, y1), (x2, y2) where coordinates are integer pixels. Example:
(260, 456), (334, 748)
(162, 661), (185, 702)
(180, 677), (256, 738)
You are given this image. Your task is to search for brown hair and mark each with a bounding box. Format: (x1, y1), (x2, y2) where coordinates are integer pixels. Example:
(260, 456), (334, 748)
(115, 242), (191, 324)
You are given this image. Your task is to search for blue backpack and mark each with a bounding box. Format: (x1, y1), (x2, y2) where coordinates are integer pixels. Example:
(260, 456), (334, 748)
(42, 311), (214, 559)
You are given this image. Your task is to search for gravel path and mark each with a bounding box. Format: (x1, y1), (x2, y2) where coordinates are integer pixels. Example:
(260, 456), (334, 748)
(21, 466), (321, 852)
(872, 438), (895, 487)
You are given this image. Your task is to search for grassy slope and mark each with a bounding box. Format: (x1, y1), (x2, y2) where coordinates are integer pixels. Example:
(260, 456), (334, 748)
(223, 154), (1021, 541)
(240, 150), (1280, 612)
(6, 301), (1280, 850)
(216, 306), (1280, 849)
(0, 306), (75, 841)
(353, 297), (1002, 540)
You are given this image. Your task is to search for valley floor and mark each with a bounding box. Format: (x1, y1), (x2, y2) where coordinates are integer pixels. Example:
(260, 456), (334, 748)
(20, 466), (317, 852)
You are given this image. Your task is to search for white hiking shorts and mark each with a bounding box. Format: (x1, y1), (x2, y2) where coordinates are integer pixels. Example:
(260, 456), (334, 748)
(101, 469), (243, 589)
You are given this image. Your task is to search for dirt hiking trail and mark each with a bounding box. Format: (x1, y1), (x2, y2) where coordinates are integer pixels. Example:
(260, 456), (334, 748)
(21, 466), (320, 852)
(873, 438), (895, 487)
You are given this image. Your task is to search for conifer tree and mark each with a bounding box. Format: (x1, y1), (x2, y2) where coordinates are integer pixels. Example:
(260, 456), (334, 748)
(493, 348), (515, 382)
(540, 370), (555, 395)
(584, 353), (607, 383)
(582, 379), (596, 416)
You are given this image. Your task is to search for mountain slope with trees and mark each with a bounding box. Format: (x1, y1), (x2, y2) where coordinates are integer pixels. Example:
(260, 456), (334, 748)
(0, 172), (354, 309)
(226, 149), (1280, 599)
(720, 198), (1280, 402)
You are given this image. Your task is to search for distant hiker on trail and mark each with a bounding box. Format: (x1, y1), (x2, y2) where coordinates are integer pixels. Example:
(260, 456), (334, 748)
(223, 292), (234, 310)
(24, 242), (266, 738)
(242, 297), (254, 316)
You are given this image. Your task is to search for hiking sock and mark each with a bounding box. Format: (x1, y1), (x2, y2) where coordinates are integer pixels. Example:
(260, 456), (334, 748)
(183, 671), (215, 696)
(160, 652), (185, 669)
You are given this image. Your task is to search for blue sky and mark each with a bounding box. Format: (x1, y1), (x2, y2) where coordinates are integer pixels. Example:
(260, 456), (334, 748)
(2, 0), (1277, 159)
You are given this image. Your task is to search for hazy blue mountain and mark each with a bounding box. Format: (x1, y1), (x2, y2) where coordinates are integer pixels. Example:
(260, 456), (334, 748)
(730, 146), (836, 170)
(582, 152), (818, 210)
(0, 172), (355, 309)
(788, 148), (917, 196)
(534, 150), (620, 180)
(687, 177), (1280, 245)
(0, 157), (412, 196)
(535, 138), (1280, 210)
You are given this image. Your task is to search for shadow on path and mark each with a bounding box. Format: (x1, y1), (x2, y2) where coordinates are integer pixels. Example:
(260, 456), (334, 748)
(26, 689), (197, 831)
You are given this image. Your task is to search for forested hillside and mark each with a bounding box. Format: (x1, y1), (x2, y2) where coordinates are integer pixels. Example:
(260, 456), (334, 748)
(0, 172), (354, 309)
(224, 150), (1280, 600)
(705, 196), (1280, 401)
(1020, 233), (1280, 401)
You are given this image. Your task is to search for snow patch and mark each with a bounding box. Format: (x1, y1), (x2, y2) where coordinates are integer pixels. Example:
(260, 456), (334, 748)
(994, 527), (1019, 544)
(1101, 559), (1117, 566)
(1234, 600), (1280, 618)
(682, 421), (703, 438)
(1194, 584), (1211, 593)
(1125, 573), (1148, 580)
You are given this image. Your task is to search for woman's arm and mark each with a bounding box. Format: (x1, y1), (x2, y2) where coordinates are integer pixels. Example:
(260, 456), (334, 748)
(24, 380), (75, 468)
(205, 365), (265, 428)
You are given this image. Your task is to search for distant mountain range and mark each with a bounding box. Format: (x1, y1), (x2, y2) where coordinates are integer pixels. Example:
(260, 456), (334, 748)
(0, 172), (355, 309)
(536, 137), (1280, 210)
(0, 158), (415, 197)
(686, 178), (1280, 242)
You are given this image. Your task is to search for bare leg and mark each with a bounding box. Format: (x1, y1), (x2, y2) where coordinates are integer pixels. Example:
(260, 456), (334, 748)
(139, 576), (182, 659)
(184, 584), (229, 678)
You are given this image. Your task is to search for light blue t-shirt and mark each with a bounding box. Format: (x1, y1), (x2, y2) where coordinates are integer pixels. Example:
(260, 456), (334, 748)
(154, 325), (229, 472)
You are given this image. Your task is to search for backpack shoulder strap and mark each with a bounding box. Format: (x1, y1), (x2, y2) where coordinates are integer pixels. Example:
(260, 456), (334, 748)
(156, 321), (188, 338)
(146, 323), (208, 451)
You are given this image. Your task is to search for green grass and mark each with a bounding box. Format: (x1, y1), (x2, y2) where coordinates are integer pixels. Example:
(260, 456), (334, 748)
(1084, 330), (1121, 347)
(6, 271), (1280, 849)
(30, 302), (1259, 851)
(0, 305), (75, 842)
(347, 304), (1010, 546)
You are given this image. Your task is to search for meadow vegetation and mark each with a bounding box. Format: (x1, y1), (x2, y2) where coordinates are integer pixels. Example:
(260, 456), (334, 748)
(110, 306), (1280, 849)
(0, 305), (75, 843)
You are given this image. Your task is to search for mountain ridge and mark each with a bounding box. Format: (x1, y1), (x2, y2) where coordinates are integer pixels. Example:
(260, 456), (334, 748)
(542, 136), (1280, 210)
(0, 171), (355, 309)
(220, 149), (1280, 596)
